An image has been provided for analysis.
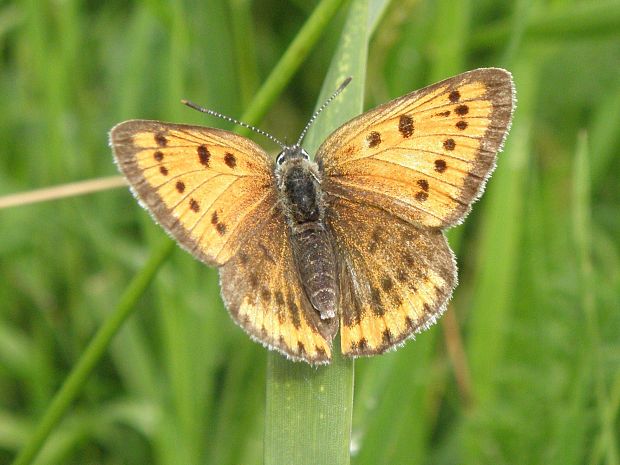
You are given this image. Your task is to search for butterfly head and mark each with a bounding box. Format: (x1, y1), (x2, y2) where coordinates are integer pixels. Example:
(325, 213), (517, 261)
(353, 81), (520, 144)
(274, 77), (352, 181)
(275, 144), (309, 165)
(274, 144), (316, 186)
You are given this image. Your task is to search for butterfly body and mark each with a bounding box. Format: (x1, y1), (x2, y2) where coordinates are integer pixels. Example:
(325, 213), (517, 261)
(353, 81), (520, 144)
(110, 68), (515, 364)
(276, 146), (337, 320)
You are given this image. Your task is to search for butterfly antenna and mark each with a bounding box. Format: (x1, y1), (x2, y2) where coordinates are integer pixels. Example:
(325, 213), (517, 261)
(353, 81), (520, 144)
(181, 100), (287, 149)
(295, 76), (352, 146)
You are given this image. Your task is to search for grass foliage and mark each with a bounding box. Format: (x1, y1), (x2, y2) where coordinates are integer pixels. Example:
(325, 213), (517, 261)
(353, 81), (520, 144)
(1, 0), (619, 464)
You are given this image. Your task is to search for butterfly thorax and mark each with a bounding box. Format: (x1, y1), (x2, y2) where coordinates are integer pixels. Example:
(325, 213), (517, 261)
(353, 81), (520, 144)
(275, 146), (337, 320)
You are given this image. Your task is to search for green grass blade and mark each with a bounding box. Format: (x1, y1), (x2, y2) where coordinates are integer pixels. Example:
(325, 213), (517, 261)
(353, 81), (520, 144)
(573, 133), (619, 465)
(471, 1), (620, 48)
(237, 0), (346, 133)
(589, 78), (620, 185)
(230, 0), (260, 108)
(11, 237), (175, 465)
(264, 1), (382, 463)
(265, 340), (354, 465)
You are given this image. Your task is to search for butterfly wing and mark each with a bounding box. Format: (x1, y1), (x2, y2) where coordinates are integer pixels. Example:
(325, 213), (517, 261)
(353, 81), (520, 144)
(317, 68), (515, 229)
(219, 205), (338, 364)
(318, 68), (514, 356)
(111, 120), (336, 363)
(327, 196), (455, 356)
(110, 120), (275, 265)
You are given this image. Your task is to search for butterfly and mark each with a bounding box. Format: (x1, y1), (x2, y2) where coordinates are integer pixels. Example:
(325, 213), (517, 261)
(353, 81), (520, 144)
(110, 68), (515, 364)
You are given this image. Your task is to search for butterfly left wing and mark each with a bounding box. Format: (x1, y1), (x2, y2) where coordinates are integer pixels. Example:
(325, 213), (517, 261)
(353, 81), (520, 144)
(110, 120), (275, 266)
(326, 195), (456, 356)
(112, 120), (337, 363)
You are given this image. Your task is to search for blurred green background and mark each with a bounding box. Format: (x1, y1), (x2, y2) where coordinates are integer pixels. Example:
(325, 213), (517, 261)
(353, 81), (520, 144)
(1, 0), (619, 464)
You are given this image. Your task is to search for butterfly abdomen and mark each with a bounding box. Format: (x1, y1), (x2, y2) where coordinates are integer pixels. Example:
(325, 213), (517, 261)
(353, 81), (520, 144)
(290, 222), (337, 320)
(279, 158), (337, 320)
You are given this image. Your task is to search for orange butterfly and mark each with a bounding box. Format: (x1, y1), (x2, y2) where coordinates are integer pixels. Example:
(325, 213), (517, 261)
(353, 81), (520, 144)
(110, 68), (515, 364)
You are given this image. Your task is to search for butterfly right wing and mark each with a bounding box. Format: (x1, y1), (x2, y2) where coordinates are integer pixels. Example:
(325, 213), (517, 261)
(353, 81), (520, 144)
(314, 69), (513, 355)
(219, 205), (338, 364)
(317, 68), (514, 229)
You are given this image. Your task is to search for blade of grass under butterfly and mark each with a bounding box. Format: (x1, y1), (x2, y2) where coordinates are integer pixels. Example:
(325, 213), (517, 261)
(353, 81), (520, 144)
(11, 1), (348, 463)
(263, 1), (378, 464)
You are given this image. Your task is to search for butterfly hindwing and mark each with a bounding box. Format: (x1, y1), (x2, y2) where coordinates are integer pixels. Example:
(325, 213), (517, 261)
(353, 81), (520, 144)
(318, 68), (515, 229)
(326, 195), (456, 356)
(110, 120), (274, 266)
(219, 206), (338, 363)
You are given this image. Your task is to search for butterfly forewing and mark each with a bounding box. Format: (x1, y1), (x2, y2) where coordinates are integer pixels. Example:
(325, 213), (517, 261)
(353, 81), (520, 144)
(110, 121), (274, 265)
(318, 68), (515, 229)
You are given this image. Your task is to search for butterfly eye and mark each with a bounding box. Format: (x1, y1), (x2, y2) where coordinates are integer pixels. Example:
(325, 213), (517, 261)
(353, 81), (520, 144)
(276, 152), (286, 166)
